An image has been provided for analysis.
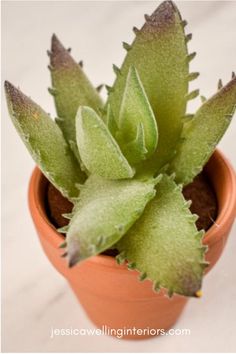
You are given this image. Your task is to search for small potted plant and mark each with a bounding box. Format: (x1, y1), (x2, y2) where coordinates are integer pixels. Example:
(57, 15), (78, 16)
(5, 0), (236, 339)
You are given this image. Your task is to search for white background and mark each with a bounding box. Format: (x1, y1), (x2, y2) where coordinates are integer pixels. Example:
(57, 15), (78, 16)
(2, 1), (236, 352)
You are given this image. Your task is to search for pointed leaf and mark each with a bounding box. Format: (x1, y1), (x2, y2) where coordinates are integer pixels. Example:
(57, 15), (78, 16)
(170, 77), (236, 185)
(118, 66), (158, 160)
(5, 82), (85, 200)
(76, 106), (134, 179)
(66, 175), (159, 265)
(105, 104), (118, 137)
(117, 174), (206, 297)
(107, 1), (189, 172)
(49, 34), (103, 159)
(122, 123), (148, 164)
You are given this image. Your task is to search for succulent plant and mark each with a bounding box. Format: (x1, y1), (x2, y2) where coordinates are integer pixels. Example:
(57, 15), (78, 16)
(5, 0), (236, 297)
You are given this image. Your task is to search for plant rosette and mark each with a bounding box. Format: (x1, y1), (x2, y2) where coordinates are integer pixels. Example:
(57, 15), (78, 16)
(5, 0), (236, 339)
(29, 149), (235, 339)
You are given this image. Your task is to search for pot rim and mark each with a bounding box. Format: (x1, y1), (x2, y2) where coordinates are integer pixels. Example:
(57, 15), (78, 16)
(203, 150), (236, 244)
(28, 149), (236, 269)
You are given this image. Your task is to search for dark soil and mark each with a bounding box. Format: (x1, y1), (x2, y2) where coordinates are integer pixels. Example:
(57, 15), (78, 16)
(46, 171), (217, 256)
(182, 173), (217, 231)
(47, 183), (73, 228)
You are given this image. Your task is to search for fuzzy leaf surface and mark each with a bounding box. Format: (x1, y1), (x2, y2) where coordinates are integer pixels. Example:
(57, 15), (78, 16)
(5, 82), (84, 200)
(66, 175), (159, 266)
(121, 123), (147, 164)
(170, 77), (236, 185)
(105, 104), (118, 137)
(117, 66), (158, 162)
(49, 35), (103, 159)
(107, 1), (189, 172)
(116, 174), (206, 297)
(76, 106), (134, 179)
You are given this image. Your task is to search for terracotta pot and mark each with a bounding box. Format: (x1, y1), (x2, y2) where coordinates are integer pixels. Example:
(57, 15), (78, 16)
(28, 149), (236, 339)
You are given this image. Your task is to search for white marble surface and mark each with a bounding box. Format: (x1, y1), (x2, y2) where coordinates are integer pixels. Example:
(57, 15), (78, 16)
(2, 1), (236, 352)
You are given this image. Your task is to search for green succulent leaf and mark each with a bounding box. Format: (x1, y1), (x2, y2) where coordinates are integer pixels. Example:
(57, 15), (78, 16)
(107, 0), (189, 173)
(117, 66), (158, 162)
(116, 174), (206, 297)
(76, 106), (134, 179)
(105, 104), (118, 137)
(5, 81), (85, 200)
(49, 34), (103, 161)
(66, 174), (160, 266)
(122, 123), (148, 165)
(170, 77), (236, 185)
